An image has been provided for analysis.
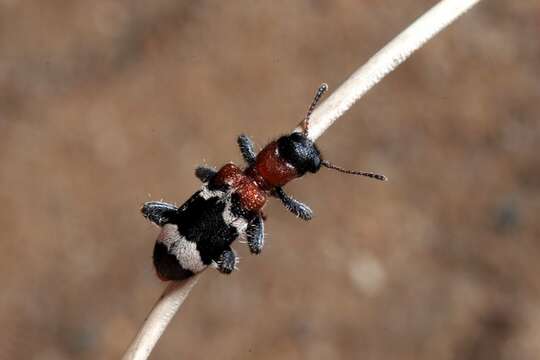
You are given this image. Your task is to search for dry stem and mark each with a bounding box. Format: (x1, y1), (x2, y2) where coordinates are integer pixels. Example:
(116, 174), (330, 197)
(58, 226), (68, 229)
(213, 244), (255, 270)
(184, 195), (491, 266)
(122, 276), (200, 360)
(296, 0), (483, 141)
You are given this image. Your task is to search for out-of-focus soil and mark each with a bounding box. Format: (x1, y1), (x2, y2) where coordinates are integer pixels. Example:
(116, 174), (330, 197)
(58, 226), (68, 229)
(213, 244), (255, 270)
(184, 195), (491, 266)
(1, 1), (539, 359)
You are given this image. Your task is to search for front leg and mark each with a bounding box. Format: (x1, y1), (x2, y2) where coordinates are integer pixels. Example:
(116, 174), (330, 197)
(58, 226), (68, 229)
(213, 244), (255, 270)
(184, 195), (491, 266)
(237, 134), (257, 165)
(272, 187), (313, 221)
(141, 201), (178, 226)
(247, 215), (264, 254)
(216, 247), (238, 274)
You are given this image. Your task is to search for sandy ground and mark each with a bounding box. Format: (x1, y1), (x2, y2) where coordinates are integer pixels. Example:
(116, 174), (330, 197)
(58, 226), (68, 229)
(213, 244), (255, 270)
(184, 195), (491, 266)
(1, 1), (539, 359)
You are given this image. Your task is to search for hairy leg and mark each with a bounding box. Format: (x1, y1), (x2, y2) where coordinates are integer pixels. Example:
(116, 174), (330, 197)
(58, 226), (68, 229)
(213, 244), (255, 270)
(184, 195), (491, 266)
(195, 165), (217, 183)
(247, 215), (265, 254)
(272, 187), (313, 221)
(237, 134), (257, 165)
(216, 247), (238, 274)
(141, 201), (178, 226)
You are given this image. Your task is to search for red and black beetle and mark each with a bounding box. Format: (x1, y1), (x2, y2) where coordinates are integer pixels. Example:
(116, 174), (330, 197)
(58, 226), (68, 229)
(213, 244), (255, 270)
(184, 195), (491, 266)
(142, 84), (386, 281)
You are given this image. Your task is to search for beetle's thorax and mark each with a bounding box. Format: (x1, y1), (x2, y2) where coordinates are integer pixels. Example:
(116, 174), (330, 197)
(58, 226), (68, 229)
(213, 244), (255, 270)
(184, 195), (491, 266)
(245, 141), (300, 191)
(210, 163), (267, 212)
(209, 133), (322, 214)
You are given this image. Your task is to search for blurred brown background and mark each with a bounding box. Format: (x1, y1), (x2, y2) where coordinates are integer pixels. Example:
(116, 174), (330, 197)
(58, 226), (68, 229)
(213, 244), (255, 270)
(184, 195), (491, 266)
(1, 1), (539, 359)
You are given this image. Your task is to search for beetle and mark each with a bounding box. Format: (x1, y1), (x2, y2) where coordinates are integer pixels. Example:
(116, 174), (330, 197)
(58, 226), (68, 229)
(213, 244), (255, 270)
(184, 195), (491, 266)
(141, 84), (386, 281)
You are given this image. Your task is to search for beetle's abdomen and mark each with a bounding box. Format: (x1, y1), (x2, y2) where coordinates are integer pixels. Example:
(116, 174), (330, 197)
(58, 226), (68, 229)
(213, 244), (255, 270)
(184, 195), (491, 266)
(153, 240), (195, 280)
(153, 223), (207, 280)
(153, 187), (251, 281)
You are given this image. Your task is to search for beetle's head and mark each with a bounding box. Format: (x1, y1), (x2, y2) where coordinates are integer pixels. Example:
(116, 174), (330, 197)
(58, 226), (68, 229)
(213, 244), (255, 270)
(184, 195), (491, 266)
(275, 83), (386, 182)
(277, 132), (322, 176)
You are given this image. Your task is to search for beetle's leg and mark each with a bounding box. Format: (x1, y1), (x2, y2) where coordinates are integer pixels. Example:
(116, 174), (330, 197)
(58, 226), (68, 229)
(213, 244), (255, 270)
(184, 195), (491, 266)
(216, 247), (238, 274)
(272, 187), (313, 221)
(237, 134), (257, 165)
(247, 215), (265, 254)
(141, 201), (178, 226)
(195, 166), (217, 183)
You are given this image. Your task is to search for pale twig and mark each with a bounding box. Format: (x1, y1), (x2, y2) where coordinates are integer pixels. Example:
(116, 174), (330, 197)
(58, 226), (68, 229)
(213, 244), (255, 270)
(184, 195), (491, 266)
(122, 275), (200, 360)
(122, 1), (483, 359)
(296, 0), (483, 141)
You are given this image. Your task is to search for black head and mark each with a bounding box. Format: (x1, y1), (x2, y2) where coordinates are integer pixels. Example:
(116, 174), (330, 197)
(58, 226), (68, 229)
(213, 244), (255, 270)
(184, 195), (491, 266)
(277, 132), (322, 175)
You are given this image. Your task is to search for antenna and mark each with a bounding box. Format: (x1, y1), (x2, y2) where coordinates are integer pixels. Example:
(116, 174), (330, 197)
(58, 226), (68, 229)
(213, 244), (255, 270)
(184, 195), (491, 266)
(301, 83), (328, 134)
(322, 160), (387, 181)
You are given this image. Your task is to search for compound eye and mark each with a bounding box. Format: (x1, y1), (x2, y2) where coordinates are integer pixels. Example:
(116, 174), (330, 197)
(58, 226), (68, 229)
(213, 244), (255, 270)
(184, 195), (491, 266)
(310, 154), (321, 173)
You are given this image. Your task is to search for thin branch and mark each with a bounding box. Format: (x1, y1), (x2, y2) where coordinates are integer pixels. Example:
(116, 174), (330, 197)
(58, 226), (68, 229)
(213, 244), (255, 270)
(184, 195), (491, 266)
(122, 275), (200, 360)
(122, 1), (483, 359)
(296, 0), (483, 141)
